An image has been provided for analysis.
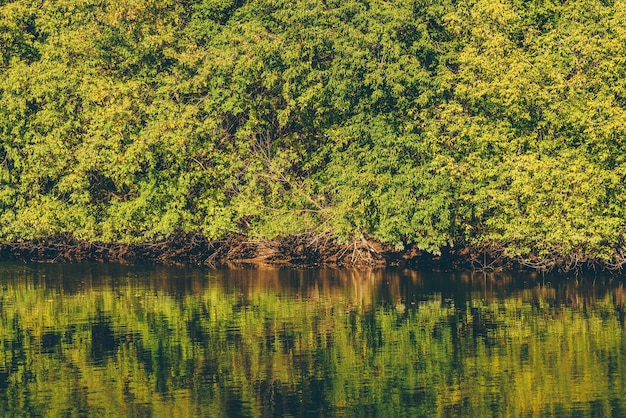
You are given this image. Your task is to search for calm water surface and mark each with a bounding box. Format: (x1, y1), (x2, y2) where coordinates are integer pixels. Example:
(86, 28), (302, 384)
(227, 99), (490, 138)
(0, 263), (625, 417)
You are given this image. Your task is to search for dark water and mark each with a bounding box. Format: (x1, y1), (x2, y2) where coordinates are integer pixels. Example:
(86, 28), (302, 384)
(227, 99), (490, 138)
(0, 263), (625, 417)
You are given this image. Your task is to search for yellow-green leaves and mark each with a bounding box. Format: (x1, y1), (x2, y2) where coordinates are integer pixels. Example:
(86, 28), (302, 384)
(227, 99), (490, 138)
(1, 0), (626, 269)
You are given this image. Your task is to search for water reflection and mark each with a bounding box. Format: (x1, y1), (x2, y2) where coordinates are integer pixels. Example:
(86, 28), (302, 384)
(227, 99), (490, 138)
(0, 263), (625, 416)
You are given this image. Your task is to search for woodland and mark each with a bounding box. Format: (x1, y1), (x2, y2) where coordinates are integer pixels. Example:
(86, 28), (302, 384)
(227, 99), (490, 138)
(1, 0), (626, 271)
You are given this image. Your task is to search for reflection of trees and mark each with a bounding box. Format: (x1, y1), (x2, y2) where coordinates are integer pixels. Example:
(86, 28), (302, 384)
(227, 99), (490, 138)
(217, 266), (414, 307)
(0, 265), (625, 416)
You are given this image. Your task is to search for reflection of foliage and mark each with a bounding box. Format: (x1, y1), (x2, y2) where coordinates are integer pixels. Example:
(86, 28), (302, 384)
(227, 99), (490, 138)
(0, 268), (625, 416)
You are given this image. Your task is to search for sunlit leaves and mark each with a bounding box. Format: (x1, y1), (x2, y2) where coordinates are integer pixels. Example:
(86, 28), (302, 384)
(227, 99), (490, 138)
(433, 0), (626, 265)
(1, 0), (626, 267)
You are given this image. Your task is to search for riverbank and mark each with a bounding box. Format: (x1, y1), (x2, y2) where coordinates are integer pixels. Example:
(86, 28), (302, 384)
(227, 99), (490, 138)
(2, 0), (626, 278)
(1, 233), (623, 274)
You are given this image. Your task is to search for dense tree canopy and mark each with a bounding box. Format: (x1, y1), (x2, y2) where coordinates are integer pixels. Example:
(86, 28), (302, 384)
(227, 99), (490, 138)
(1, 0), (626, 269)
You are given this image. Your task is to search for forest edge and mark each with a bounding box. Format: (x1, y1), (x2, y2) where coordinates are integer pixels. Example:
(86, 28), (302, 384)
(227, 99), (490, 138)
(1, 232), (623, 274)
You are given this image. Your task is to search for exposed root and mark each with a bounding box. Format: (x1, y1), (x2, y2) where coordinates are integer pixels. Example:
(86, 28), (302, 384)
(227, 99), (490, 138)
(469, 245), (507, 272)
(1, 233), (626, 273)
(333, 235), (385, 266)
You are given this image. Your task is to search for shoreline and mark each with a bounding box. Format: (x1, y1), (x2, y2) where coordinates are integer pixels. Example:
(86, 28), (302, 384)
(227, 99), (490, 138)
(0, 233), (622, 274)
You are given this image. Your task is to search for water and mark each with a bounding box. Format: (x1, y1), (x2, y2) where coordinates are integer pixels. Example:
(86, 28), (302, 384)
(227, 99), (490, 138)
(0, 263), (625, 417)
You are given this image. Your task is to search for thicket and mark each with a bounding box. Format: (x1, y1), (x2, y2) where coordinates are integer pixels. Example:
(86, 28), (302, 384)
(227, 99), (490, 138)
(1, 0), (626, 270)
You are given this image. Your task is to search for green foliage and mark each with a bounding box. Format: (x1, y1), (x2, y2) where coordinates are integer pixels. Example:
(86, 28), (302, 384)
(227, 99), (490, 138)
(1, 0), (626, 266)
(435, 0), (626, 264)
